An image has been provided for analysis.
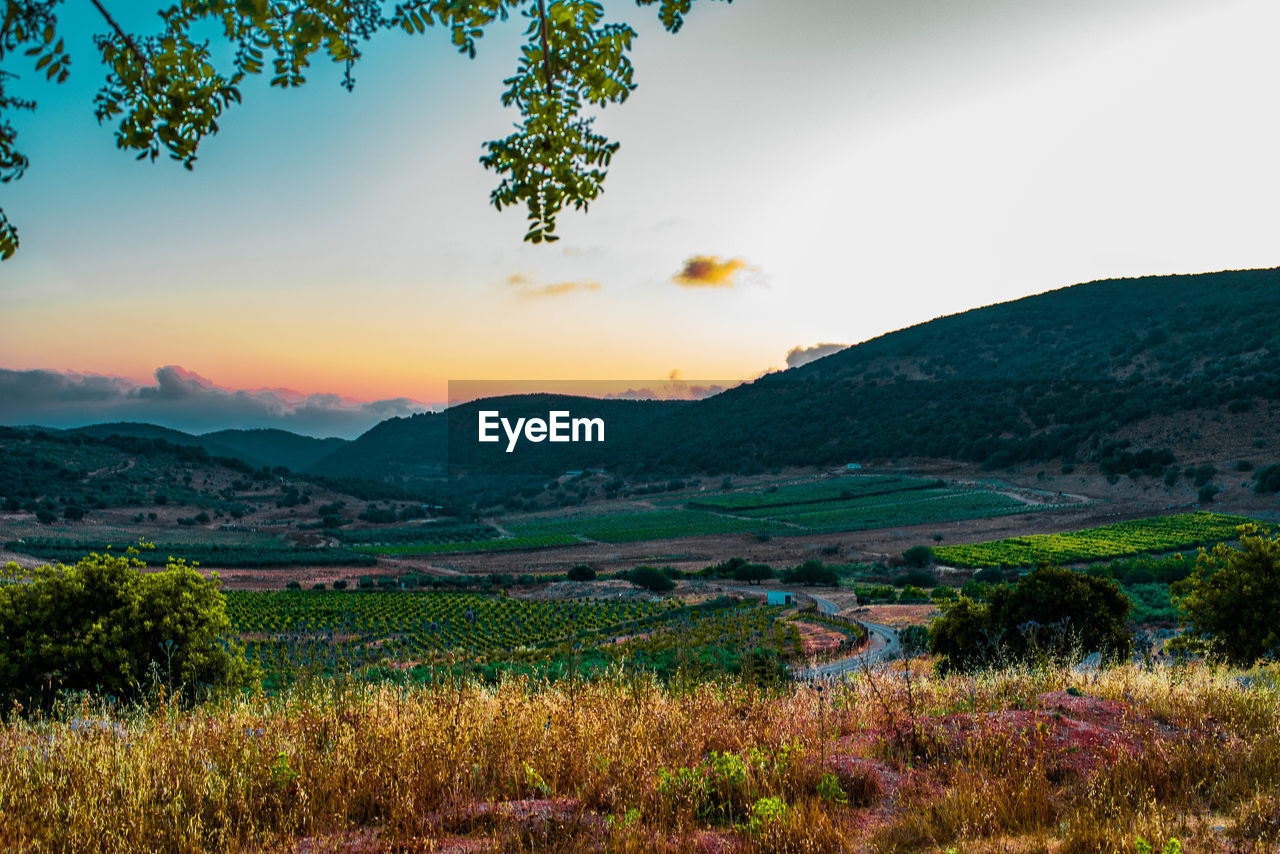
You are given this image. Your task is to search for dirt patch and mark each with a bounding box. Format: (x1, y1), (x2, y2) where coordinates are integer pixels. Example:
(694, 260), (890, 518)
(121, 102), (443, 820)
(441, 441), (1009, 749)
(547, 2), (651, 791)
(794, 620), (852, 656)
(852, 603), (938, 628)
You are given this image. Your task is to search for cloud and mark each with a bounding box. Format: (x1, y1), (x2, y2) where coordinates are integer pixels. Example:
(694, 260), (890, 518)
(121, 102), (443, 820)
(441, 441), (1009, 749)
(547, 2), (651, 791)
(504, 272), (602, 298)
(786, 343), (849, 369)
(519, 281), (602, 299)
(0, 366), (431, 439)
(673, 256), (752, 288)
(604, 370), (734, 401)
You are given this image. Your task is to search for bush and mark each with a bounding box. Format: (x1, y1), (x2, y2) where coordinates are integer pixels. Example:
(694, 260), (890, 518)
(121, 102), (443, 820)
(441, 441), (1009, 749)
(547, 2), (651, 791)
(0, 553), (251, 709)
(1198, 483), (1220, 504)
(782, 560), (839, 587)
(973, 566), (1005, 584)
(930, 565), (1131, 673)
(1255, 464), (1280, 495)
(285, 580), (302, 590)
(892, 569), (936, 588)
(566, 564), (597, 582)
(732, 563), (775, 586)
(332, 579), (348, 590)
(1173, 525), (1280, 664)
(628, 565), (676, 593)
(35, 508), (57, 525)
(902, 545), (933, 567)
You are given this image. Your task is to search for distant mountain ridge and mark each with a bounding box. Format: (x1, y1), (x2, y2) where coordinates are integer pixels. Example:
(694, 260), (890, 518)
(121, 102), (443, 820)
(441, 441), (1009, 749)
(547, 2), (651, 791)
(306, 266), (1280, 481)
(65, 423), (348, 472)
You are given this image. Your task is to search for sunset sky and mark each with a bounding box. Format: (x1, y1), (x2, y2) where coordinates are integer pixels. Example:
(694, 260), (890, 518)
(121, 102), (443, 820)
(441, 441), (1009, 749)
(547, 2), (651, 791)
(2, 0), (1279, 435)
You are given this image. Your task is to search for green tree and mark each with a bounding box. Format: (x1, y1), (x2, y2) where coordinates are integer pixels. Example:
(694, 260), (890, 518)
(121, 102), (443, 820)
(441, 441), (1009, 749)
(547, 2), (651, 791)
(628, 564), (675, 593)
(731, 562), (774, 586)
(782, 560), (838, 587)
(0, 551), (252, 710)
(566, 563), (596, 581)
(902, 545), (933, 567)
(0, 0), (729, 259)
(1173, 525), (1280, 665)
(929, 565), (1131, 673)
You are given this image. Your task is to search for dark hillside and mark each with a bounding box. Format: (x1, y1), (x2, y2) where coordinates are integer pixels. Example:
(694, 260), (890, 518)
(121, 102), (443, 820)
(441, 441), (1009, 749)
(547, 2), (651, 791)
(627, 267), (1280, 475)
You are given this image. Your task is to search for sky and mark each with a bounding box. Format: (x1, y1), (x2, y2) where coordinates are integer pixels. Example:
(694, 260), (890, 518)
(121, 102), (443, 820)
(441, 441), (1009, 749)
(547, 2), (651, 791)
(2, 0), (1278, 437)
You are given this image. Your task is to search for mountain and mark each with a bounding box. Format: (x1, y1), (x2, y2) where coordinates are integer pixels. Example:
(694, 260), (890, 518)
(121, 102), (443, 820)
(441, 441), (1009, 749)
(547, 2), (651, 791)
(310, 267), (1280, 483)
(200, 429), (347, 473)
(68, 423), (348, 472)
(629, 267), (1280, 473)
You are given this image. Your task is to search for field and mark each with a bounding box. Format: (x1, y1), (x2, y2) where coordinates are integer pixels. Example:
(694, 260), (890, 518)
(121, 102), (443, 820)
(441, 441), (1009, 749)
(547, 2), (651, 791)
(5, 537), (377, 568)
(933, 511), (1262, 568)
(685, 475), (937, 510)
(357, 477), (1075, 556)
(5, 662), (1277, 852)
(223, 590), (810, 681)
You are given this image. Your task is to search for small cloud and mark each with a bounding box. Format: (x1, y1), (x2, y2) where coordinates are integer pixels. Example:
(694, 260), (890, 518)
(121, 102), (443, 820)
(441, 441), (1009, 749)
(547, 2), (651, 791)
(786, 343), (849, 369)
(673, 256), (752, 288)
(503, 272), (602, 298)
(519, 280), (602, 299)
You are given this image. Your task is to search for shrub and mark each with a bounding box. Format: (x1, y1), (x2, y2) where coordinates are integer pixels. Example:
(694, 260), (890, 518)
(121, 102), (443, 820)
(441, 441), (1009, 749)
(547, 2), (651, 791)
(0, 553), (251, 708)
(902, 545), (933, 567)
(974, 566), (1005, 584)
(566, 564), (597, 582)
(732, 563), (775, 586)
(1173, 525), (1280, 665)
(892, 569), (936, 588)
(930, 565), (1131, 673)
(1255, 464), (1280, 494)
(285, 580), (302, 591)
(332, 579), (348, 590)
(1198, 483), (1220, 504)
(782, 560), (839, 587)
(628, 565), (676, 593)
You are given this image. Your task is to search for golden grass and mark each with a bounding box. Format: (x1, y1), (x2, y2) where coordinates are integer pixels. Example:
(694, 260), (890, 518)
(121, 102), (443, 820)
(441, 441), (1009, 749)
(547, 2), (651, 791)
(2, 662), (1278, 852)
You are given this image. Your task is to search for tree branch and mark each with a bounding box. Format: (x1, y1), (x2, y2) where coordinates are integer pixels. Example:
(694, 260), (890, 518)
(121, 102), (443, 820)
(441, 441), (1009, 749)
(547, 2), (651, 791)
(536, 0), (554, 100)
(89, 0), (148, 70)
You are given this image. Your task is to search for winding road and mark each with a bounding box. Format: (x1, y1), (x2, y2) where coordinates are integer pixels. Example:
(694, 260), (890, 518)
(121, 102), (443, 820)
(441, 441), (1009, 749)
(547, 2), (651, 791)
(798, 591), (902, 679)
(718, 585), (903, 679)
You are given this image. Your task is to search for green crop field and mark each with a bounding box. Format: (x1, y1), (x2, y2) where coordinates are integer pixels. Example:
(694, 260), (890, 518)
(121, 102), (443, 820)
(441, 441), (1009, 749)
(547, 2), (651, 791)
(5, 538), (377, 567)
(766, 490), (1048, 532)
(505, 509), (790, 543)
(355, 533), (584, 555)
(223, 590), (808, 680)
(687, 475), (934, 511)
(932, 512), (1261, 568)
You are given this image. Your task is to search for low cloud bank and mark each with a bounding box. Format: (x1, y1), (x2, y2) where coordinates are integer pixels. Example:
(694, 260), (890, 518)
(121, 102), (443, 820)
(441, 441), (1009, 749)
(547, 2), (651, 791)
(0, 366), (430, 439)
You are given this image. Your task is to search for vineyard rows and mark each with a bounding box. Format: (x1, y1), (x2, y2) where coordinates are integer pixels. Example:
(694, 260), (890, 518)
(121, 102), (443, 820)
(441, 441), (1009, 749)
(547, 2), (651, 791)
(356, 533), (583, 555)
(756, 490), (1049, 533)
(932, 512), (1260, 568)
(226, 590), (675, 673)
(6, 538), (376, 568)
(505, 510), (790, 544)
(687, 475), (933, 511)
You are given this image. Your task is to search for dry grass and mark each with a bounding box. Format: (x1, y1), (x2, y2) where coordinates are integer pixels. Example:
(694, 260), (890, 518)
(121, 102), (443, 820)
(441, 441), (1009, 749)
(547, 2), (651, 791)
(2, 663), (1278, 852)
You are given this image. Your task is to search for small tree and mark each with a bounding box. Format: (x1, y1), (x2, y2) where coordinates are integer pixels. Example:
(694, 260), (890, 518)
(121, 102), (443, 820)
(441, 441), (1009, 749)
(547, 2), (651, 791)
(783, 560), (839, 587)
(567, 564), (597, 582)
(628, 565), (676, 593)
(732, 563), (775, 586)
(902, 545), (933, 568)
(0, 553), (251, 710)
(929, 565), (1131, 673)
(1173, 525), (1280, 665)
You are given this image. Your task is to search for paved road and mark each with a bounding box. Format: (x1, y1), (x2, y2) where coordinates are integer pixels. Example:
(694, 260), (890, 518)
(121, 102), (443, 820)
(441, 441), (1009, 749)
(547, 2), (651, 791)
(720, 586), (903, 679)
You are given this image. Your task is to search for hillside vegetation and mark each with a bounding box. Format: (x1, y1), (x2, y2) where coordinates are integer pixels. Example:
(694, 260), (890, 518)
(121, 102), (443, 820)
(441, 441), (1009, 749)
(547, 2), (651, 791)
(304, 267), (1280, 482)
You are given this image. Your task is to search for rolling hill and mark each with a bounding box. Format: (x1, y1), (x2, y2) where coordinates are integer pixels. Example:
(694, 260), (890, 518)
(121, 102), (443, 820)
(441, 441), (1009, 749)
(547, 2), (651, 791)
(307, 266), (1280, 482)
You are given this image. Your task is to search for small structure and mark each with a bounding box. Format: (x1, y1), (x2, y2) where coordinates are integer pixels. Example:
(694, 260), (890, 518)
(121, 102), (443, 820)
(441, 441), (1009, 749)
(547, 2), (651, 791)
(766, 591), (794, 606)
(846, 463), (863, 471)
